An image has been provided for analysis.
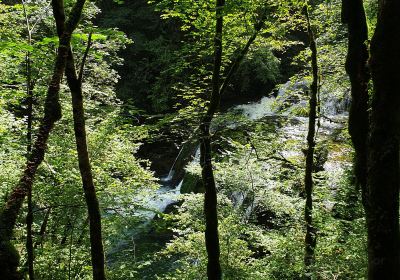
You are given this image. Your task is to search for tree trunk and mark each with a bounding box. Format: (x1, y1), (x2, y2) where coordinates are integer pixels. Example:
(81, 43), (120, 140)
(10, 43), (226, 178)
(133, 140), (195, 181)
(199, 0), (225, 278)
(219, 10), (267, 95)
(341, 0), (370, 206)
(22, 2), (35, 277)
(198, 4), (268, 278)
(25, 84), (35, 280)
(35, 207), (51, 248)
(64, 38), (106, 279)
(367, 0), (400, 278)
(0, 1), (86, 278)
(303, 5), (319, 276)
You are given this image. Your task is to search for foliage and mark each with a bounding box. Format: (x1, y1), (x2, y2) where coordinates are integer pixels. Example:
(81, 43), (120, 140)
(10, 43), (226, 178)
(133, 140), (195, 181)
(0, 0), (374, 278)
(0, 1), (156, 278)
(144, 113), (366, 279)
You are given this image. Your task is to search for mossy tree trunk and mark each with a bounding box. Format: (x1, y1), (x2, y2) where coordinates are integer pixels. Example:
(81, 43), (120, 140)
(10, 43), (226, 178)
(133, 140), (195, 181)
(53, 4), (106, 277)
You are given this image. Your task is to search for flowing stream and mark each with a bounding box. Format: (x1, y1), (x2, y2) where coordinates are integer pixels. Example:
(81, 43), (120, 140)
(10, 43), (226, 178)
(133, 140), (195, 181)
(107, 81), (350, 265)
(149, 80), (349, 217)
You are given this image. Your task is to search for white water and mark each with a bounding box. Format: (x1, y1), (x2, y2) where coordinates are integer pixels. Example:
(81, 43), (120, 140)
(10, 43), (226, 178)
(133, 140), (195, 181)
(160, 145), (187, 183)
(235, 80), (349, 121)
(104, 81), (350, 266)
(148, 180), (183, 214)
(232, 81), (349, 199)
(142, 146), (200, 219)
(235, 96), (277, 120)
(144, 80), (348, 221)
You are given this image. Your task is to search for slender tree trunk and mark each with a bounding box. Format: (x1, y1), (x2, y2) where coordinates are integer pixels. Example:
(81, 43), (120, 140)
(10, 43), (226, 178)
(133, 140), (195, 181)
(367, 0), (400, 278)
(22, 2), (35, 277)
(35, 207), (51, 248)
(64, 36), (106, 279)
(198, 4), (267, 278)
(341, 0), (370, 206)
(199, 0), (225, 278)
(303, 5), (319, 276)
(219, 10), (267, 95)
(25, 46), (35, 280)
(0, 1), (86, 278)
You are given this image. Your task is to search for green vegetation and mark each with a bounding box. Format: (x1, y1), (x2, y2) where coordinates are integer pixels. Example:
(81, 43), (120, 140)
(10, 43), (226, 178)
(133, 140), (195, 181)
(0, 0), (398, 279)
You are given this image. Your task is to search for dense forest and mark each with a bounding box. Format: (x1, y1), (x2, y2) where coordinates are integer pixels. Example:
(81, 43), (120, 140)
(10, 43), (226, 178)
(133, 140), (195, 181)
(0, 0), (399, 279)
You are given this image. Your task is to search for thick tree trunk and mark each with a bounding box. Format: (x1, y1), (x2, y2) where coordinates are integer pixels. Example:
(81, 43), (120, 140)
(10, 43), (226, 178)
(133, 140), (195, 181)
(367, 0), (400, 278)
(200, 0), (224, 278)
(341, 0), (370, 206)
(64, 39), (106, 279)
(303, 6), (319, 275)
(0, 1), (86, 278)
(26, 189), (34, 280)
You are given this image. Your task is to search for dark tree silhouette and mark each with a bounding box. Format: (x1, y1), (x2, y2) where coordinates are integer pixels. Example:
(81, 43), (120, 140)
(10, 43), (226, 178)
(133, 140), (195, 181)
(341, 0), (370, 206)
(303, 5), (319, 276)
(367, 0), (400, 278)
(199, 0), (225, 277)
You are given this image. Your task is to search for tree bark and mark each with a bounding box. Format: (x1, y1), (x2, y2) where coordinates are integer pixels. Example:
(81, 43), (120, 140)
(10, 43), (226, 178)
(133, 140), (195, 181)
(341, 0), (370, 206)
(35, 207), (51, 248)
(367, 0), (400, 278)
(303, 5), (319, 276)
(22, 1), (35, 277)
(25, 83), (35, 280)
(53, 2), (106, 276)
(64, 36), (106, 279)
(200, 0), (224, 278)
(198, 4), (268, 278)
(0, 0), (86, 278)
